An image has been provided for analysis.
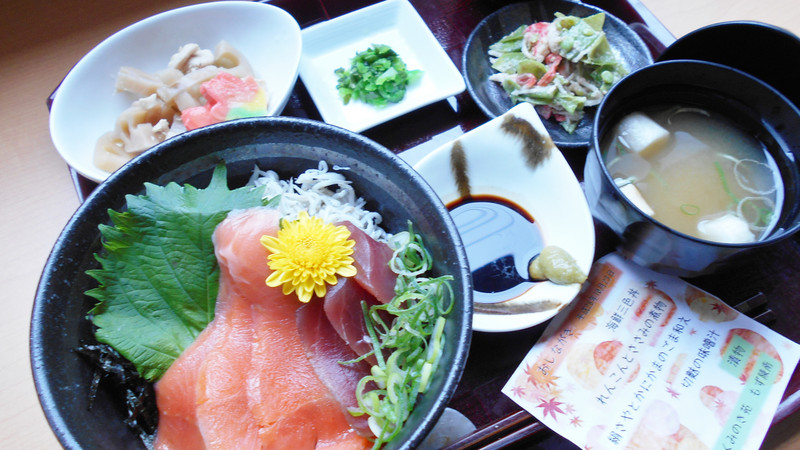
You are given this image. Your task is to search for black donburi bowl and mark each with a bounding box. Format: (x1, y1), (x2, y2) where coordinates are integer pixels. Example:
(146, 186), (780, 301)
(584, 60), (800, 277)
(31, 116), (473, 449)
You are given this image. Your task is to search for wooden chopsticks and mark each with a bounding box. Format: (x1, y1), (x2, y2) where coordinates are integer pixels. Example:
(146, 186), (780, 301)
(441, 410), (544, 449)
(733, 292), (775, 323)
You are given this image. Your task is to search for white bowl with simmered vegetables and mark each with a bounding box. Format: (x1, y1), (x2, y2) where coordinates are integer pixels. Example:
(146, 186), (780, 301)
(48, 1), (302, 183)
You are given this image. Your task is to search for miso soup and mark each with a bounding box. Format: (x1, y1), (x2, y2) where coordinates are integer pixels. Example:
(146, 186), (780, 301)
(602, 105), (783, 243)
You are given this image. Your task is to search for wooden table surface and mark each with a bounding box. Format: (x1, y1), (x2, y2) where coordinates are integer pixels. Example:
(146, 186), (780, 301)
(3, 0), (800, 447)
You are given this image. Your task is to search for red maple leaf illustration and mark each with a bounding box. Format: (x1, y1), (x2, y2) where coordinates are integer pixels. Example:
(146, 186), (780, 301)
(524, 362), (538, 384)
(537, 397), (566, 422)
(570, 415), (583, 427)
(524, 362), (560, 389)
(509, 385), (526, 398)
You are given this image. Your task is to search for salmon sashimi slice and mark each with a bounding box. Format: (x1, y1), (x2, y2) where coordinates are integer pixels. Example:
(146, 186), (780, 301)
(247, 300), (333, 432)
(153, 277), (237, 449)
(339, 222), (397, 304)
(153, 316), (222, 450)
(217, 210), (332, 430)
(195, 294), (260, 448)
(260, 397), (372, 449)
(154, 207), (371, 449)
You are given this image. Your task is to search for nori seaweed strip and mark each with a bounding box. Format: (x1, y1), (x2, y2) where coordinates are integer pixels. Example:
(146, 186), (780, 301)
(74, 342), (158, 447)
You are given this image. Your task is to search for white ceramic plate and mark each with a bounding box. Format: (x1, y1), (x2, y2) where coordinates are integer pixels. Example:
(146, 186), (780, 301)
(413, 103), (595, 332)
(49, 1), (302, 183)
(298, 0), (465, 133)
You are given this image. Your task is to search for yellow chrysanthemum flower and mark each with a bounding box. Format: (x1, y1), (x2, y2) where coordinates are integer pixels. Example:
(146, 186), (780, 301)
(260, 211), (357, 303)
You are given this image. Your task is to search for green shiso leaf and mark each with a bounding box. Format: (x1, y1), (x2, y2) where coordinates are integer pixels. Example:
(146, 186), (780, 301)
(85, 164), (268, 382)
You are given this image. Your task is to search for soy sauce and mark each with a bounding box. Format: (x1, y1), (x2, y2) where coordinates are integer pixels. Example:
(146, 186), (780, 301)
(447, 195), (544, 304)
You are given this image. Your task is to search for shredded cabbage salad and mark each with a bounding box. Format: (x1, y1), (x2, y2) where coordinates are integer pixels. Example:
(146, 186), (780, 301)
(488, 12), (628, 133)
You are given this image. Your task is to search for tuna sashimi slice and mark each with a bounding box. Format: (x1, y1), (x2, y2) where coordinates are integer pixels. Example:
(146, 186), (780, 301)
(323, 277), (380, 362)
(339, 222), (397, 304)
(323, 276), (395, 366)
(297, 299), (373, 437)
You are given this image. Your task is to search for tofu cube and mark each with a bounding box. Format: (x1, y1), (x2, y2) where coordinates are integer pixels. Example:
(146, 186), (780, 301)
(615, 112), (670, 158)
(615, 179), (655, 216)
(697, 212), (756, 243)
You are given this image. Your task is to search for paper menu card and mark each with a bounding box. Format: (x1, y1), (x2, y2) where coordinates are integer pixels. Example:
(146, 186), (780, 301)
(502, 252), (800, 450)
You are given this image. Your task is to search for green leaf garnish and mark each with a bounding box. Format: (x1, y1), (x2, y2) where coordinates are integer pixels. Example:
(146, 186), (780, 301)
(335, 44), (423, 107)
(85, 164), (269, 381)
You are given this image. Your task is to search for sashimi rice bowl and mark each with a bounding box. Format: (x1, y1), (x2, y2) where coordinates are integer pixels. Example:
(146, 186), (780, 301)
(31, 117), (472, 449)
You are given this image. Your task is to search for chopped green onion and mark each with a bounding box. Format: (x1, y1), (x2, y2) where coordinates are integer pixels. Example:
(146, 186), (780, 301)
(758, 208), (774, 228)
(335, 44), (422, 108)
(346, 221), (454, 449)
(680, 204), (700, 215)
(614, 176), (636, 188)
(651, 169), (669, 189)
(615, 139), (628, 155)
(738, 196), (775, 230)
(714, 160), (740, 205)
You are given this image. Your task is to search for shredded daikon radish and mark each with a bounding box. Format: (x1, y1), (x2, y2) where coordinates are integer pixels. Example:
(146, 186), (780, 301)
(249, 161), (391, 242)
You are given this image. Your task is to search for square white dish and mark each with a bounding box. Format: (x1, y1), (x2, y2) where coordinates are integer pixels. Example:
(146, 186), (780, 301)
(298, 0), (466, 133)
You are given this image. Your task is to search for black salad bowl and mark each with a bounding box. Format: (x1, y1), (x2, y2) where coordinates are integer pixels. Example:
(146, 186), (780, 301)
(462, 0), (654, 149)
